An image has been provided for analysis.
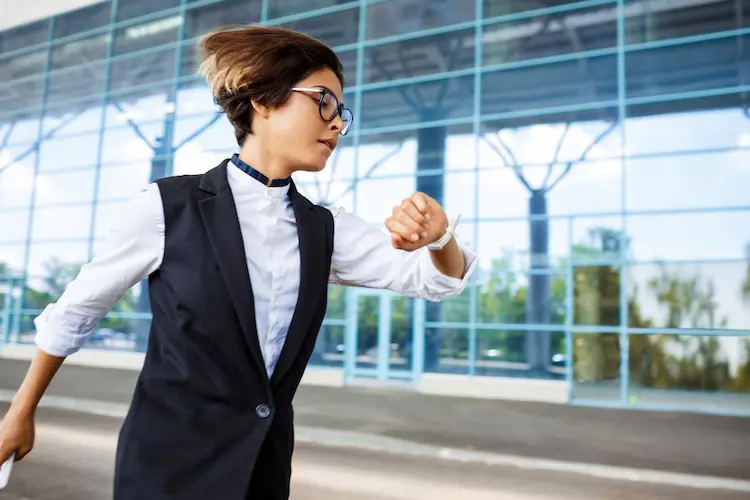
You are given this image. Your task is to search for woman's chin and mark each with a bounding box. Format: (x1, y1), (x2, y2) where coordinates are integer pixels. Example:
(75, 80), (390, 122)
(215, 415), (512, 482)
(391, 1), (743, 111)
(300, 157), (328, 173)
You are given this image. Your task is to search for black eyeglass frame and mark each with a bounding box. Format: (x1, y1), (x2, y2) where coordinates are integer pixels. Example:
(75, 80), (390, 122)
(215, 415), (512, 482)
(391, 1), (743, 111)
(291, 86), (353, 136)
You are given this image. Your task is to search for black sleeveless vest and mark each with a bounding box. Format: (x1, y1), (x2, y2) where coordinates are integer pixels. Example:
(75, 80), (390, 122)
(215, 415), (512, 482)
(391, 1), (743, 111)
(113, 160), (334, 500)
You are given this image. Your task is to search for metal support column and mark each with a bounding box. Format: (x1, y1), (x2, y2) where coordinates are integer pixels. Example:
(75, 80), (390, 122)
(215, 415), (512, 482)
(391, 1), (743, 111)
(342, 0), (368, 386)
(344, 287), (358, 385)
(412, 298), (425, 379)
(1, 277), (12, 345)
(616, 0), (630, 405)
(377, 294), (391, 380)
(565, 218), (575, 401)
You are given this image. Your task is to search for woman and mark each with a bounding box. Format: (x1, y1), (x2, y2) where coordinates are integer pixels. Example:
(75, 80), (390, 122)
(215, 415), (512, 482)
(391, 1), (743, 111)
(0, 25), (476, 499)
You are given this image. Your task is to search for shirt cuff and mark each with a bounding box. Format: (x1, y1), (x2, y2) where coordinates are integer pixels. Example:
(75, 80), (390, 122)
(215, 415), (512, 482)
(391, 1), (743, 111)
(33, 305), (90, 357)
(420, 239), (478, 301)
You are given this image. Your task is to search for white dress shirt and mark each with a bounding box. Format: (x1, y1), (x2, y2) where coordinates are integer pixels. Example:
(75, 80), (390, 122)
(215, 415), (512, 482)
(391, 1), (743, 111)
(34, 162), (478, 376)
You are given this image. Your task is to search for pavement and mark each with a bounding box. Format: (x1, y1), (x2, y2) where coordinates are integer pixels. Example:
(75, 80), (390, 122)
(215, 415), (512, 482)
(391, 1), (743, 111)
(1, 358), (749, 493)
(1, 404), (749, 500)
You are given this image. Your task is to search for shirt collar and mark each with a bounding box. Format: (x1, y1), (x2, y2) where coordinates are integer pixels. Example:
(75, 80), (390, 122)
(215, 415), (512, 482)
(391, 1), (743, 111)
(230, 154), (291, 187)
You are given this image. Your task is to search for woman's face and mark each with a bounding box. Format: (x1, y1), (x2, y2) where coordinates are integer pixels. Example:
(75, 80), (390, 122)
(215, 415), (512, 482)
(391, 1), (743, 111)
(257, 68), (348, 173)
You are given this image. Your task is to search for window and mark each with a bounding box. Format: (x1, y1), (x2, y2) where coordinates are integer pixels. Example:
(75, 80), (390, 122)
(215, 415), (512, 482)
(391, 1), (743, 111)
(53, 2), (111, 39)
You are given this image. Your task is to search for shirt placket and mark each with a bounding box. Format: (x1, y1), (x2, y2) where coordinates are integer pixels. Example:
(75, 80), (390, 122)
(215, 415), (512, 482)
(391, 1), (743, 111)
(262, 198), (288, 371)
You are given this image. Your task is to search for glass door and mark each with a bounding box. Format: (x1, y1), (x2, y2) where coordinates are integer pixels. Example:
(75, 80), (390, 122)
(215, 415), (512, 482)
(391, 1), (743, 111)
(345, 288), (418, 382)
(0, 275), (21, 345)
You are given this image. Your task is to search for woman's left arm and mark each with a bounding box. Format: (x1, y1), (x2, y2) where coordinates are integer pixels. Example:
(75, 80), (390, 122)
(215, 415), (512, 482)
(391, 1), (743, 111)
(327, 192), (477, 302)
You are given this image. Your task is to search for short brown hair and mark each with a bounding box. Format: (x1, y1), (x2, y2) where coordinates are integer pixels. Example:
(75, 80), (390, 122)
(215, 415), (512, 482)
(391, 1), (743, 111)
(198, 24), (345, 146)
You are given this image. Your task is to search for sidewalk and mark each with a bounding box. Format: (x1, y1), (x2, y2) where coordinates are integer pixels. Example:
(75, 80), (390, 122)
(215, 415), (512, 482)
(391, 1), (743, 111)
(1, 358), (749, 482)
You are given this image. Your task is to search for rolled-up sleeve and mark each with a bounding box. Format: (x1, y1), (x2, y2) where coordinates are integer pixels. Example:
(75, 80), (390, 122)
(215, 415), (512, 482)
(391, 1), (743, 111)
(327, 207), (477, 302)
(34, 184), (165, 357)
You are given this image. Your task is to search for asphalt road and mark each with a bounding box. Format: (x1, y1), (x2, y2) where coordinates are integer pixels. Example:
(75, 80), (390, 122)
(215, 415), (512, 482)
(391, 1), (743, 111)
(0, 405), (746, 500)
(2, 358), (749, 482)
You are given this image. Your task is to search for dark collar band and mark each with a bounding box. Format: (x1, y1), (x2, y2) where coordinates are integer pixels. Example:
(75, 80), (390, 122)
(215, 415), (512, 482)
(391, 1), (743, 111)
(231, 154), (291, 187)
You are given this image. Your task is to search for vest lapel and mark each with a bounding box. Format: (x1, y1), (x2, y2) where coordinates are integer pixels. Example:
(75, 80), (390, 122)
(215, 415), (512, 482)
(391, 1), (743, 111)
(271, 181), (328, 387)
(197, 160), (269, 386)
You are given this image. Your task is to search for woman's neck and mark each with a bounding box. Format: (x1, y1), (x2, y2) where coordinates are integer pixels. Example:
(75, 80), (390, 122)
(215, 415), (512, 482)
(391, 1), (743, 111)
(238, 139), (293, 181)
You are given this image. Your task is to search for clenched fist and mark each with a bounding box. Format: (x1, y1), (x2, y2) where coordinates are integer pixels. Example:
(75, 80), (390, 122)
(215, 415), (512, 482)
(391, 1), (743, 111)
(0, 406), (34, 465)
(385, 192), (448, 251)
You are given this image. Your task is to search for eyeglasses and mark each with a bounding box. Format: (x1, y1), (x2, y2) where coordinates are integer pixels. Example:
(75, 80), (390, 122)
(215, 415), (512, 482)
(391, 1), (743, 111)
(291, 87), (353, 136)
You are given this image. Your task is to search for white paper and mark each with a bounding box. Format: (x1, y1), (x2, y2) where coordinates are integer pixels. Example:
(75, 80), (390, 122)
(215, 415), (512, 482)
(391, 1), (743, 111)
(0, 452), (14, 490)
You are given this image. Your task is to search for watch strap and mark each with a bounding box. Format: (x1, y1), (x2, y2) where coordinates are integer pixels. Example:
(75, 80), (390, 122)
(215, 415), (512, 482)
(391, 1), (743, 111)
(428, 213), (461, 250)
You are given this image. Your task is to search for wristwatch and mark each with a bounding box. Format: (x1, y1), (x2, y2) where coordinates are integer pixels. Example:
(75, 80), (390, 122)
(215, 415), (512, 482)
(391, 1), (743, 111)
(428, 213), (461, 251)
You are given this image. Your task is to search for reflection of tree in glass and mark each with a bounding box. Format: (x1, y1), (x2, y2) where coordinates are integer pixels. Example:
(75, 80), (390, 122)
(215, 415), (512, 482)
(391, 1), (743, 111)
(570, 228), (643, 382)
(628, 260), (750, 393)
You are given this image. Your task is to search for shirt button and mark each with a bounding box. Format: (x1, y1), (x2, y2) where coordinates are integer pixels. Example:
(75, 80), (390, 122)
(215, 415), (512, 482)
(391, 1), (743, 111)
(255, 404), (271, 419)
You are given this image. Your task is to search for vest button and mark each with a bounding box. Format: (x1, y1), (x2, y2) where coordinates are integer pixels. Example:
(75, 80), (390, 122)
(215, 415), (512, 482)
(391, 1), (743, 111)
(255, 404), (271, 419)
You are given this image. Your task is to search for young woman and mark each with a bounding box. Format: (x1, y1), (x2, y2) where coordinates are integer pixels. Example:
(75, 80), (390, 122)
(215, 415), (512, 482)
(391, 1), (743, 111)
(0, 25), (476, 499)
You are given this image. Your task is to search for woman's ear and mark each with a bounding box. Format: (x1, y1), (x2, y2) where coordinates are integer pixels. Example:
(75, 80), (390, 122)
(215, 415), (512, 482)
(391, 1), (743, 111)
(250, 99), (270, 119)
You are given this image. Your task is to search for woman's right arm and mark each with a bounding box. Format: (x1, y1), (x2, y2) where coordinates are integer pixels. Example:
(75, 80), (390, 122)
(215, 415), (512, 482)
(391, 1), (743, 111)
(0, 183), (165, 463)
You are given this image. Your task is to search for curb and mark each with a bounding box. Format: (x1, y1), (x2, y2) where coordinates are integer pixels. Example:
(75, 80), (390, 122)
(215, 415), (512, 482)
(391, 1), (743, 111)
(2, 390), (750, 494)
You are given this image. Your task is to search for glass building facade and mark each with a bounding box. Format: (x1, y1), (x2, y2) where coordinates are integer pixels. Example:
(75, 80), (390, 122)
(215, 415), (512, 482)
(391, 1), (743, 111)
(0, 0), (749, 415)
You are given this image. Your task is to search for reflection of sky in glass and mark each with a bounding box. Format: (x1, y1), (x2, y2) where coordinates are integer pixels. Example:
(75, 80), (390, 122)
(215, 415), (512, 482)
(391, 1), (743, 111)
(0, 87), (749, 332)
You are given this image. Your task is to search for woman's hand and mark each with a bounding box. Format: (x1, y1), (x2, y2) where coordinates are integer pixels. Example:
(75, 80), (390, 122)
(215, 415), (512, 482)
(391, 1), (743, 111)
(385, 192), (448, 251)
(0, 405), (35, 464)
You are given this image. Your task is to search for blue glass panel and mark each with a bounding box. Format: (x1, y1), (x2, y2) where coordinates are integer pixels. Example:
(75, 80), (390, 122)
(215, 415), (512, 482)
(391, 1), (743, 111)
(0, 242), (26, 272)
(0, 76), (45, 117)
(626, 36), (750, 99)
(0, 20), (49, 54)
(361, 75), (474, 130)
(628, 333), (750, 413)
(366, 0), (475, 41)
(53, 2), (111, 39)
(0, 211), (30, 244)
(116, 0), (180, 22)
(112, 14), (180, 56)
(43, 99), (103, 138)
(625, 0), (750, 44)
(0, 147), (36, 209)
(309, 324), (346, 368)
(30, 205), (93, 241)
(184, 0), (262, 39)
(0, 111), (42, 146)
(423, 327), (470, 375)
(481, 55), (618, 118)
(35, 168), (97, 206)
(267, 0), (351, 20)
(109, 49), (176, 92)
(280, 7), (359, 47)
(47, 61), (107, 105)
(628, 261), (750, 331)
(483, 3), (617, 67)
(627, 211), (750, 262)
(572, 332), (621, 401)
(38, 132), (101, 171)
(483, 0), (591, 19)
(364, 28), (474, 84)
